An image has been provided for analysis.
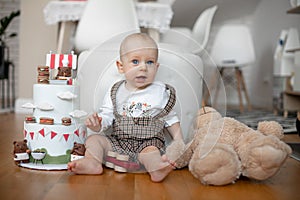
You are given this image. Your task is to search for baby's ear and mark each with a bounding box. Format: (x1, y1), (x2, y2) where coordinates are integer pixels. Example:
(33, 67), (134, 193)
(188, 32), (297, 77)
(156, 63), (160, 68)
(116, 60), (124, 73)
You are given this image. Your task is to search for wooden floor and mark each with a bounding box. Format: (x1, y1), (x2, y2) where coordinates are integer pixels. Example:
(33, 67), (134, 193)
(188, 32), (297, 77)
(1, 113), (300, 200)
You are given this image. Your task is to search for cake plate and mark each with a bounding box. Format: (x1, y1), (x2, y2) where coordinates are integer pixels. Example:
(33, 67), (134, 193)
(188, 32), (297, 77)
(20, 162), (67, 170)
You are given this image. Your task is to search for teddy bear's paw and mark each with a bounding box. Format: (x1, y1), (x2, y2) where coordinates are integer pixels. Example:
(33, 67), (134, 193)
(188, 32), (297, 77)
(165, 139), (187, 168)
(241, 136), (292, 180)
(189, 143), (241, 186)
(257, 121), (284, 139)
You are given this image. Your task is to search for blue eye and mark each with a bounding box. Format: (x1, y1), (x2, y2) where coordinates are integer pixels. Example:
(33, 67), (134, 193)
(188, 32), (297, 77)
(132, 60), (139, 65)
(146, 61), (154, 65)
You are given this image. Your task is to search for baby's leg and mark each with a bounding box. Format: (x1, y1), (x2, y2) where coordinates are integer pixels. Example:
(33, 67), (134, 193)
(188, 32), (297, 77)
(138, 146), (175, 182)
(68, 134), (112, 174)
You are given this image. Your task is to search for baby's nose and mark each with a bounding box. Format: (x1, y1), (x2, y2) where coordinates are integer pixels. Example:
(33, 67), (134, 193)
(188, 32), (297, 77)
(139, 62), (148, 70)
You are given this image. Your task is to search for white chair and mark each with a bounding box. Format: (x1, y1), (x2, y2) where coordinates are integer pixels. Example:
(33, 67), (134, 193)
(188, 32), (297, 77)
(77, 37), (203, 142)
(209, 24), (255, 112)
(73, 0), (140, 53)
(160, 5), (218, 55)
(157, 0), (176, 5)
(137, 0), (175, 4)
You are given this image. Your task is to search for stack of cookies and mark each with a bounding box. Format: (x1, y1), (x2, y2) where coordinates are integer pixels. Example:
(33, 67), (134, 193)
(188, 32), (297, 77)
(39, 117), (54, 125)
(37, 66), (50, 84)
(61, 117), (72, 126)
(25, 116), (36, 123)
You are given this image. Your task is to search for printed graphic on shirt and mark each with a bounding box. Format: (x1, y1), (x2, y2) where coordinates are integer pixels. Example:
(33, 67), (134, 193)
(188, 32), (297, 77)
(122, 101), (151, 117)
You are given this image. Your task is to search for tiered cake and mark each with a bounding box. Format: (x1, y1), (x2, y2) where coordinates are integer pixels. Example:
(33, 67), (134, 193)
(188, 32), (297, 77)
(20, 52), (87, 170)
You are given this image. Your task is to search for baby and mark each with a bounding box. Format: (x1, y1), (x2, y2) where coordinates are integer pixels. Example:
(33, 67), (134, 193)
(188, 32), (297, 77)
(68, 33), (183, 182)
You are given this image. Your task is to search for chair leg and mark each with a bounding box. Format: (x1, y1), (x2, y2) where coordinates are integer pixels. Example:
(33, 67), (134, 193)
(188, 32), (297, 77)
(212, 68), (224, 107)
(57, 22), (66, 54)
(239, 68), (251, 111)
(202, 84), (210, 107)
(284, 110), (288, 118)
(235, 67), (244, 112)
(1, 79), (4, 109)
(204, 67), (251, 112)
(203, 68), (219, 107)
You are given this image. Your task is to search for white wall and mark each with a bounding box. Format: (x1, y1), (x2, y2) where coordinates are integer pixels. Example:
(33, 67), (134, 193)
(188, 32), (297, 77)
(250, 0), (300, 109)
(16, 0), (57, 112)
(19, 0), (57, 99)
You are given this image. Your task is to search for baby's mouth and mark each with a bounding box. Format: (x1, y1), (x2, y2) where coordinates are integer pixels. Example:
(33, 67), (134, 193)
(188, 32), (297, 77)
(135, 76), (147, 82)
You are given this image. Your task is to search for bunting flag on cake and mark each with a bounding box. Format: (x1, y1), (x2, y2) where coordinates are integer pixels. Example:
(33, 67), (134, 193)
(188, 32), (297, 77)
(74, 129), (79, 137)
(30, 132), (34, 140)
(46, 51), (77, 69)
(23, 127), (85, 141)
(39, 129), (45, 137)
(51, 131), (58, 139)
(63, 134), (70, 142)
(23, 130), (27, 138)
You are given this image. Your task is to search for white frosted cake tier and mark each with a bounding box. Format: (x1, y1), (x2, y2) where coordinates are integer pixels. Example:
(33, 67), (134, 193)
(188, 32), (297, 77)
(24, 122), (86, 164)
(33, 84), (79, 123)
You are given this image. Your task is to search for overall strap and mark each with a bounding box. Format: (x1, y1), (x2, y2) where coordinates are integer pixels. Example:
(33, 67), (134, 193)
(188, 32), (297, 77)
(154, 84), (176, 119)
(110, 80), (125, 117)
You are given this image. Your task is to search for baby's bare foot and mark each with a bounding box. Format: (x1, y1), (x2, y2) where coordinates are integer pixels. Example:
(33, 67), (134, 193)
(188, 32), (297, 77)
(149, 155), (176, 182)
(67, 158), (103, 175)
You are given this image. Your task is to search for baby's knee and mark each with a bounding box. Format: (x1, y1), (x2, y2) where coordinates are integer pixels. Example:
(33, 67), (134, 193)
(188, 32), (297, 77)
(141, 146), (159, 153)
(86, 134), (109, 146)
(86, 134), (98, 141)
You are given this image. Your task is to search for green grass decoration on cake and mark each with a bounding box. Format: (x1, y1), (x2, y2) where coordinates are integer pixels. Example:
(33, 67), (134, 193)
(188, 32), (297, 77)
(29, 148), (71, 164)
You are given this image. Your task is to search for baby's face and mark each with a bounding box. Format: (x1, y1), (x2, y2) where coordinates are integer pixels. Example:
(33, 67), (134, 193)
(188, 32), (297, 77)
(118, 47), (159, 91)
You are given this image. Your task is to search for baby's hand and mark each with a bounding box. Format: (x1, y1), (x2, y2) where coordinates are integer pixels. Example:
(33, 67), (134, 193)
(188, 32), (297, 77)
(85, 112), (102, 132)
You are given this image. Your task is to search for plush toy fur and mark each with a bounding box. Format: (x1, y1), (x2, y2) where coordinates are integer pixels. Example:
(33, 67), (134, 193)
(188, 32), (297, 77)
(56, 66), (72, 78)
(71, 142), (86, 156)
(167, 106), (292, 186)
(13, 139), (30, 165)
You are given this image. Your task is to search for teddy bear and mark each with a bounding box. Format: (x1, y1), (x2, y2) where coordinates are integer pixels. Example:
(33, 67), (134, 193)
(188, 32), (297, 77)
(56, 66), (72, 79)
(166, 106), (292, 186)
(70, 142), (86, 161)
(13, 139), (31, 165)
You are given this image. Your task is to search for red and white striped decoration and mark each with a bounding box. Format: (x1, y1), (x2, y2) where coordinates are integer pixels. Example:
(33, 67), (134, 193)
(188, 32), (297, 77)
(46, 51), (77, 70)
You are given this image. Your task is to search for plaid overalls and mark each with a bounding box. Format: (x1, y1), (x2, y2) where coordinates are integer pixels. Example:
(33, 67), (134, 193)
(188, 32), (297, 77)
(106, 80), (176, 161)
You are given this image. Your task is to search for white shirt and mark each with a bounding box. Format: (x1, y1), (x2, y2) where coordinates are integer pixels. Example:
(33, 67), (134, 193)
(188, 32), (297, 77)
(99, 81), (179, 131)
